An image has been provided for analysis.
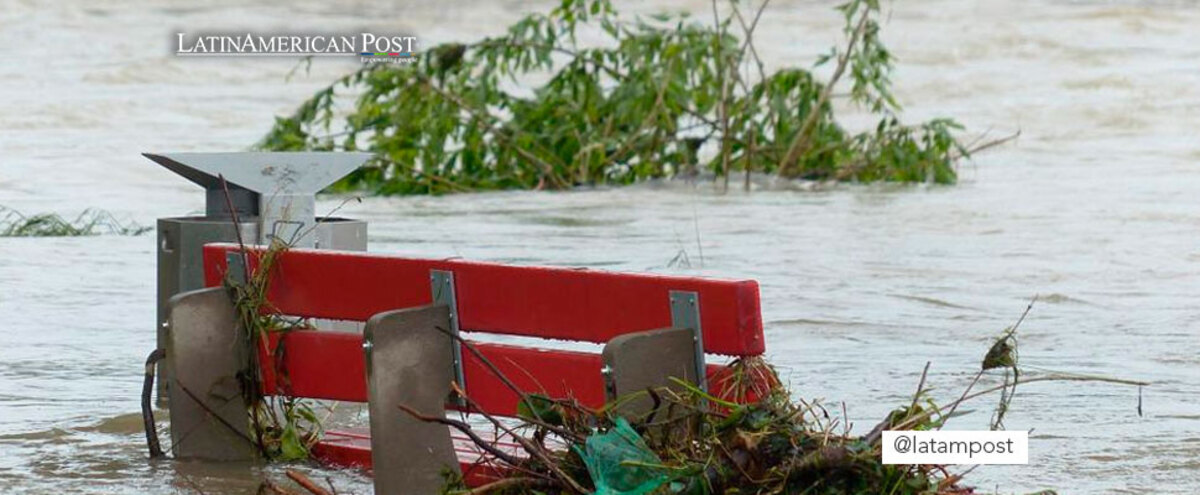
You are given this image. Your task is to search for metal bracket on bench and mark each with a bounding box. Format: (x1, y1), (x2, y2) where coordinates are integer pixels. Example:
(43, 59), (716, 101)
(430, 270), (467, 406)
(669, 290), (707, 393)
(225, 251), (247, 283)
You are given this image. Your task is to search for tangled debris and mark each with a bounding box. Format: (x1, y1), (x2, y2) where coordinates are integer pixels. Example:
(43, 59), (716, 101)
(429, 355), (973, 495)
(409, 299), (1145, 495)
(226, 237), (326, 462)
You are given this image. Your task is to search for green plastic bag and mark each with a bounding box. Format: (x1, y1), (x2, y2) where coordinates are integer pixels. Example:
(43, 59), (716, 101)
(575, 418), (670, 495)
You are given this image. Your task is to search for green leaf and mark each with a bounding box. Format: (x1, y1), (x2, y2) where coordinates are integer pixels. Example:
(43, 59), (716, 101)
(516, 394), (564, 425)
(278, 424), (309, 461)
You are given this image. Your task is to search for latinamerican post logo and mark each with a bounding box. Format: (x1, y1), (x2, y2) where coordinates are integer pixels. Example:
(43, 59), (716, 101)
(175, 32), (418, 64)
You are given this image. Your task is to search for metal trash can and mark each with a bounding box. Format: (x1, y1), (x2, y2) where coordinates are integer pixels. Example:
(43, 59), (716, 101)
(144, 152), (372, 401)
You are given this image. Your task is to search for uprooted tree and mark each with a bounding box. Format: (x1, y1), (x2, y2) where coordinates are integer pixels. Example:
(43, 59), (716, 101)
(259, 0), (995, 195)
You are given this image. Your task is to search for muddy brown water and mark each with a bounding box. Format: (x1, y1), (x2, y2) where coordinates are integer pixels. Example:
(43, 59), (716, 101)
(2, 0), (1199, 493)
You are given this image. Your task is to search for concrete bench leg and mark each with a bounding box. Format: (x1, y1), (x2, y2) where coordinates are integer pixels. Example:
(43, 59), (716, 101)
(365, 304), (460, 495)
(602, 327), (700, 420)
(166, 287), (257, 461)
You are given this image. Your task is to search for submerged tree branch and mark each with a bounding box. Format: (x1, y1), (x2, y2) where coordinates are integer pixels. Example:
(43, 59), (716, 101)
(260, 0), (984, 193)
(778, 6), (871, 177)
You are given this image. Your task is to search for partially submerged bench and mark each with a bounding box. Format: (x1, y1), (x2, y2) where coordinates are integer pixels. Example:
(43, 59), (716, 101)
(166, 243), (769, 493)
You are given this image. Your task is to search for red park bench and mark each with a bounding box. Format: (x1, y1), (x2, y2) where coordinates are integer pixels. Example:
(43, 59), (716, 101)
(165, 243), (771, 494)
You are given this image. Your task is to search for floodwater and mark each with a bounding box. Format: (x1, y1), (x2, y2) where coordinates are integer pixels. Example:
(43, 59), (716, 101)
(1, 0), (1198, 493)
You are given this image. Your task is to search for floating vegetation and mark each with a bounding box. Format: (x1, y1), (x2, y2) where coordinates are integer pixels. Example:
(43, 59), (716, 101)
(408, 301), (1145, 495)
(0, 206), (151, 237)
(260, 0), (1012, 195)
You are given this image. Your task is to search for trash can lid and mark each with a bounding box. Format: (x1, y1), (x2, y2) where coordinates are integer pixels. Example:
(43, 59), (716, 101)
(143, 152), (373, 195)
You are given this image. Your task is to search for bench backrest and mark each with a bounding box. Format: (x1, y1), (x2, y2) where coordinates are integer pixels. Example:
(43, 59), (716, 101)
(201, 243), (765, 415)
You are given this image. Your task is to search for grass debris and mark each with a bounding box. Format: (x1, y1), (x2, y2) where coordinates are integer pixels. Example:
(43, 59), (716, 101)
(0, 206), (150, 237)
(226, 239), (325, 462)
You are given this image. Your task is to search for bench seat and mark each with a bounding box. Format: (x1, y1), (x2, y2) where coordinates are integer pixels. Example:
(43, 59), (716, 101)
(164, 243), (772, 493)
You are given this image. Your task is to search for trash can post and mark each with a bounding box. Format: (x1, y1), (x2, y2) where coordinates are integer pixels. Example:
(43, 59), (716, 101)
(145, 152), (372, 403)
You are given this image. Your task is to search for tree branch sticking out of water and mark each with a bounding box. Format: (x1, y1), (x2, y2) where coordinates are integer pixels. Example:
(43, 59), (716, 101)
(259, 0), (1006, 195)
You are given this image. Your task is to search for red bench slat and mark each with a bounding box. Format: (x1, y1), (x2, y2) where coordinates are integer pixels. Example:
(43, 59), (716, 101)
(260, 330), (773, 416)
(459, 343), (606, 415)
(259, 331), (367, 402)
(257, 330), (608, 415)
(203, 244), (764, 356)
